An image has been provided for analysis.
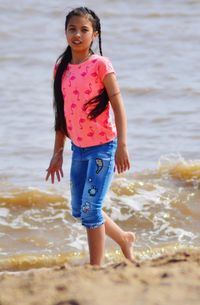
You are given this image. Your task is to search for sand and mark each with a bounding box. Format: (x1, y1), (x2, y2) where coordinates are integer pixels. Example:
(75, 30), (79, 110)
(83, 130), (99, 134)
(0, 249), (200, 305)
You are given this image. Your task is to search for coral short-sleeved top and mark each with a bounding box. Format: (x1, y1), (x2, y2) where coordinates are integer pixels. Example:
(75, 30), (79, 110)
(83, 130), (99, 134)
(55, 54), (117, 147)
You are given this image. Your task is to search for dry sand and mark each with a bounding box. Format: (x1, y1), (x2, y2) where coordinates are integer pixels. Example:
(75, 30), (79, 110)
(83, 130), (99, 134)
(0, 249), (200, 305)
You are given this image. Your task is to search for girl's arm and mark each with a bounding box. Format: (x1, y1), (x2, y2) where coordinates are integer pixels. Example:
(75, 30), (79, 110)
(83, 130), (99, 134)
(46, 130), (66, 183)
(103, 73), (130, 174)
(52, 130), (66, 156)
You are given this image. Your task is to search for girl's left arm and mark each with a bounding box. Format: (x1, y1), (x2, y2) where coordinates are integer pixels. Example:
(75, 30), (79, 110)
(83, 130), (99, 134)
(103, 73), (131, 174)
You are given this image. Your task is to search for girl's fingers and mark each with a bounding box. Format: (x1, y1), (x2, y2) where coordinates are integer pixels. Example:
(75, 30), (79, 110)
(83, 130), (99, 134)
(124, 160), (130, 171)
(117, 163), (123, 174)
(45, 164), (52, 181)
(51, 171), (55, 184)
(116, 159), (130, 174)
(115, 160), (121, 174)
(60, 168), (64, 178)
(56, 171), (60, 182)
(46, 166), (64, 183)
(46, 168), (51, 181)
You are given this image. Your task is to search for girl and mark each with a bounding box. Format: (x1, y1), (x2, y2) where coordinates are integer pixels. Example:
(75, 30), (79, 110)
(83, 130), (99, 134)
(46, 7), (135, 266)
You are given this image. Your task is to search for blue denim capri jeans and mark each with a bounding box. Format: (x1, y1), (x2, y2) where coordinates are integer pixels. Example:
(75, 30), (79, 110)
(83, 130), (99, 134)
(70, 139), (117, 229)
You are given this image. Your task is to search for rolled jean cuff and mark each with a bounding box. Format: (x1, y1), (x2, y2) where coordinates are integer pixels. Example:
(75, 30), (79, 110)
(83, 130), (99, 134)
(82, 220), (105, 229)
(72, 212), (81, 218)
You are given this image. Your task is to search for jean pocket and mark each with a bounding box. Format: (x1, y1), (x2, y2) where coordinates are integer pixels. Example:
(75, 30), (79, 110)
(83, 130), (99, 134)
(106, 138), (117, 149)
(106, 139), (117, 153)
(97, 146), (116, 160)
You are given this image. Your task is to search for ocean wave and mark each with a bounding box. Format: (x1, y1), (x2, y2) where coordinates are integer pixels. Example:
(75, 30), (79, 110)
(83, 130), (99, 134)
(158, 154), (200, 183)
(0, 187), (68, 208)
(1, 244), (199, 272)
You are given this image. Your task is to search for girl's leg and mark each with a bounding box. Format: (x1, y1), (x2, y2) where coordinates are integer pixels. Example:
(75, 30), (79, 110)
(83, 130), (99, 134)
(80, 140), (118, 266)
(86, 211), (135, 264)
(86, 224), (105, 265)
(102, 211), (135, 261)
(81, 156), (115, 266)
(70, 159), (87, 218)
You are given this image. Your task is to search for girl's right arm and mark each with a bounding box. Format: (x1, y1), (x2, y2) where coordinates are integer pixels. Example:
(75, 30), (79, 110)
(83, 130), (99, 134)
(45, 130), (66, 184)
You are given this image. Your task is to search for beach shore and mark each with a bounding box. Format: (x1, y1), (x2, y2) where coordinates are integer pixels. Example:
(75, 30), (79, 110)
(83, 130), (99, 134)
(0, 249), (199, 305)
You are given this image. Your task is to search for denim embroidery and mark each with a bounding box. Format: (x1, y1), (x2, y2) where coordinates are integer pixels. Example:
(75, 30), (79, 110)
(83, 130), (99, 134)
(70, 140), (117, 228)
(88, 186), (98, 196)
(82, 202), (90, 213)
(96, 158), (103, 174)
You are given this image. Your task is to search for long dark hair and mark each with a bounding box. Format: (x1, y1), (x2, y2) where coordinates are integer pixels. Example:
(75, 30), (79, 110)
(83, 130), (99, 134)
(53, 7), (109, 135)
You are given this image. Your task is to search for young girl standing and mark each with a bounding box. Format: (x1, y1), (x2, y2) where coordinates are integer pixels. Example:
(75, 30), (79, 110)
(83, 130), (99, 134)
(46, 7), (135, 266)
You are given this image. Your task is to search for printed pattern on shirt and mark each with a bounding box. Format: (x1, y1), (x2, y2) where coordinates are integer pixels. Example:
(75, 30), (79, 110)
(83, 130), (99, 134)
(55, 54), (117, 147)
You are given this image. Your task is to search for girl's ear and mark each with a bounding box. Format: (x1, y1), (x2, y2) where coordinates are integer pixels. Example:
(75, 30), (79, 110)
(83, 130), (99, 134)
(93, 31), (98, 40)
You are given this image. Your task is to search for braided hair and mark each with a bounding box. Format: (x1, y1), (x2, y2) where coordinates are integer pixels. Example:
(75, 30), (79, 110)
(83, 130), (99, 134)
(53, 7), (109, 135)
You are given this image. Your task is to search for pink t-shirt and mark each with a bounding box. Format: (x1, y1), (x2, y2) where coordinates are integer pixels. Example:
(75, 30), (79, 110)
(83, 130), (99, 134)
(55, 54), (117, 147)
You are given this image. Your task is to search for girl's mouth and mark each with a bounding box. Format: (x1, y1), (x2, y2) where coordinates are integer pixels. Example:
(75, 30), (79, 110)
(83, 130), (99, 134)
(73, 40), (82, 45)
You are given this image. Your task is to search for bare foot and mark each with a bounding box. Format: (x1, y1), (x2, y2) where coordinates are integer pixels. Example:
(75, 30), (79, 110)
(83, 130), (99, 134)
(120, 232), (136, 262)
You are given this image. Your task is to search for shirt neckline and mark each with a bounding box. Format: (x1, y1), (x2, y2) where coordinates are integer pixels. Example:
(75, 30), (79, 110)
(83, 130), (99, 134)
(68, 54), (97, 67)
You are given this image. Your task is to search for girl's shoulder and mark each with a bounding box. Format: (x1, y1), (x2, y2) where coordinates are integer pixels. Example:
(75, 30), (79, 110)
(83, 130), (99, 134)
(91, 54), (115, 80)
(91, 54), (113, 65)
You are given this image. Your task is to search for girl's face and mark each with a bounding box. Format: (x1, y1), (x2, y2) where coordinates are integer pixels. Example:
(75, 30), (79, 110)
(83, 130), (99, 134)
(66, 15), (97, 53)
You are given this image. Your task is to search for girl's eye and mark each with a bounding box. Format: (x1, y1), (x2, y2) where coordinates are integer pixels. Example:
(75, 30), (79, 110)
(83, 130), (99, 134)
(68, 28), (89, 33)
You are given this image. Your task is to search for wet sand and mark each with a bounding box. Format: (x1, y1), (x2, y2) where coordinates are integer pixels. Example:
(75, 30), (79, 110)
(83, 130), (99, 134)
(0, 249), (199, 305)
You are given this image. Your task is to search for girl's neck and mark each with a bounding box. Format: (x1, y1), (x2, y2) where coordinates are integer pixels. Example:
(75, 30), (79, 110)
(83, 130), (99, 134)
(71, 51), (92, 65)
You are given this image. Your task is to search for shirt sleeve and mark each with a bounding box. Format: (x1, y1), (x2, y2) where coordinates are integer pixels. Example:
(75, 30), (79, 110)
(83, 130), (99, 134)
(98, 57), (116, 82)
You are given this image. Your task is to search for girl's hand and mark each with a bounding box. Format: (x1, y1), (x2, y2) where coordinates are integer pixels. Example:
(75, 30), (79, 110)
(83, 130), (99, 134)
(115, 144), (130, 174)
(45, 153), (64, 184)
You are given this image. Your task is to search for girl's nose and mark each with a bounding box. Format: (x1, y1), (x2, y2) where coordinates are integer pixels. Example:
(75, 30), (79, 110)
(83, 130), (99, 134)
(74, 31), (81, 37)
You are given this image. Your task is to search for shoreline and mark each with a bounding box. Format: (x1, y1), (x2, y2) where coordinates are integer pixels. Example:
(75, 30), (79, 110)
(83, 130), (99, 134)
(0, 249), (199, 305)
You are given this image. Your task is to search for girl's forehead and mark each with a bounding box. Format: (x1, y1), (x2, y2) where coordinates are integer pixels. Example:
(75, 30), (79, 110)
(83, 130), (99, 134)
(67, 15), (93, 27)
